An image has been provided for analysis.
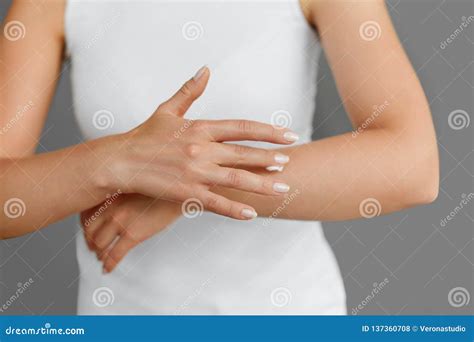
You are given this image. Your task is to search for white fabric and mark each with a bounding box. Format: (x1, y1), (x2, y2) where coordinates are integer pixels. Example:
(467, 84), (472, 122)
(65, 0), (346, 314)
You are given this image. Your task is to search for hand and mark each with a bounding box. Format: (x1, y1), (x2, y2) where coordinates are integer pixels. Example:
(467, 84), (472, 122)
(102, 66), (299, 220)
(81, 194), (181, 273)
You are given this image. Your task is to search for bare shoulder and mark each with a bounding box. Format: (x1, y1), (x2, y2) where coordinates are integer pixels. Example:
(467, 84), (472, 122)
(299, 0), (387, 33)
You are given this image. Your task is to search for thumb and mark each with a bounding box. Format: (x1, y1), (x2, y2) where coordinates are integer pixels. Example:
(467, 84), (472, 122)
(157, 65), (210, 117)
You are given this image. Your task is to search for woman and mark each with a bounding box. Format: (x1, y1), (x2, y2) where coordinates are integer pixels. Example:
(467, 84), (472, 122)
(0, 0), (438, 314)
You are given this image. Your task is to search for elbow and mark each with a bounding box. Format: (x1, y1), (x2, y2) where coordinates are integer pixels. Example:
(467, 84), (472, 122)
(410, 172), (439, 205)
(403, 148), (440, 207)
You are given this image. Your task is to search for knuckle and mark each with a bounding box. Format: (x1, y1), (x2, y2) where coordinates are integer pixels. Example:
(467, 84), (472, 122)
(226, 169), (242, 187)
(205, 196), (219, 211)
(185, 143), (202, 159)
(226, 202), (235, 218)
(262, 177), (273, 192)
(122, 230), (139, 243)
(112, 207), (129, 224)
(234, 144), (249, 157)
(238, 120), (253, 134)
(179, 82), (193, 98)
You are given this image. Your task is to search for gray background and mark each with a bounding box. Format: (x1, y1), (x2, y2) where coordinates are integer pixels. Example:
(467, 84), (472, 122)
(0, 0), (472, 315)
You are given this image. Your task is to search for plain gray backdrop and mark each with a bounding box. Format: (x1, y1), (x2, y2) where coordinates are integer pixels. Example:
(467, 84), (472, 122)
(1, 0), (473, 315)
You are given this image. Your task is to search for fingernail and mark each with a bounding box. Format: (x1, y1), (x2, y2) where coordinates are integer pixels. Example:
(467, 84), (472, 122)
(102, 264), (108, 274)
(273, 182), (290, 193)
(241, 208), (257, 219)
(193, 65), (208, 81)
(266, 165), (284, 172)
(283, 132), (299, 142)
(274, 153), (289, 164)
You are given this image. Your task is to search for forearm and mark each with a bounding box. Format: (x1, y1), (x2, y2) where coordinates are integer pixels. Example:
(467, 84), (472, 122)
(0, 135), (119, 238)
(215, 127), (439, 221)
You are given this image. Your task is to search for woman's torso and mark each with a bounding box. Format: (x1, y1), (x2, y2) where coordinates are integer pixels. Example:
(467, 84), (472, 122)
(66, 0), (346, 314)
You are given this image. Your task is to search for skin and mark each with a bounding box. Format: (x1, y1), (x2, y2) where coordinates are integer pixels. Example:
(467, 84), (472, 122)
(0, 0), (439, 274)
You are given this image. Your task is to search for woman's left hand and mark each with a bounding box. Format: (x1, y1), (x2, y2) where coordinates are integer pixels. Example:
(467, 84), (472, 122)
(80, 194), (182, 273)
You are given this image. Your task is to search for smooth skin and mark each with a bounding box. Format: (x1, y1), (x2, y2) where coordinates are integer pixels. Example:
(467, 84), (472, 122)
(0, 0), (439, 274)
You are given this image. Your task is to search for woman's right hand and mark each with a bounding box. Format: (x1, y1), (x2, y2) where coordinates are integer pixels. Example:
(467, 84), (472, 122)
(101, 66), (299, 220)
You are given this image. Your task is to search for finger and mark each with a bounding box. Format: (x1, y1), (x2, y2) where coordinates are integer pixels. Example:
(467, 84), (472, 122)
(210, 167), (290, 195)
(203, 120), (299, 144)
(92, 224), (120, 259)
(198, 190), (257, 220)
(210, 143), (289, 169)
(80, 209), (107, 251)
(157, 65), (210, 117)
(103, 236), (138, 274)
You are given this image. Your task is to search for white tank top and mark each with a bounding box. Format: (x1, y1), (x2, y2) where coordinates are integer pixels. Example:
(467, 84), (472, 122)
(66, 0), (346, 314)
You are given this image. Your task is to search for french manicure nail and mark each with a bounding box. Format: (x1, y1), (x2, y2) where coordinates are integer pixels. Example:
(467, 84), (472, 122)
(241, 208), (257, 219)
(193, 65), (208, 81)
(266, 165), (284, 172)
(274, 153), (289, 164)
(283, 132), (299, 142)
(273, 182), (290, 193)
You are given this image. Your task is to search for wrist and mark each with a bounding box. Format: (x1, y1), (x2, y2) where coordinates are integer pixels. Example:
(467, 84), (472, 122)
(90, 133), (129, 195)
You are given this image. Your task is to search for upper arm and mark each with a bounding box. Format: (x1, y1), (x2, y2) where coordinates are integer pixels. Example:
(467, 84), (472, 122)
(0, 0), (66, 158)
(304, 0), (433, 134)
